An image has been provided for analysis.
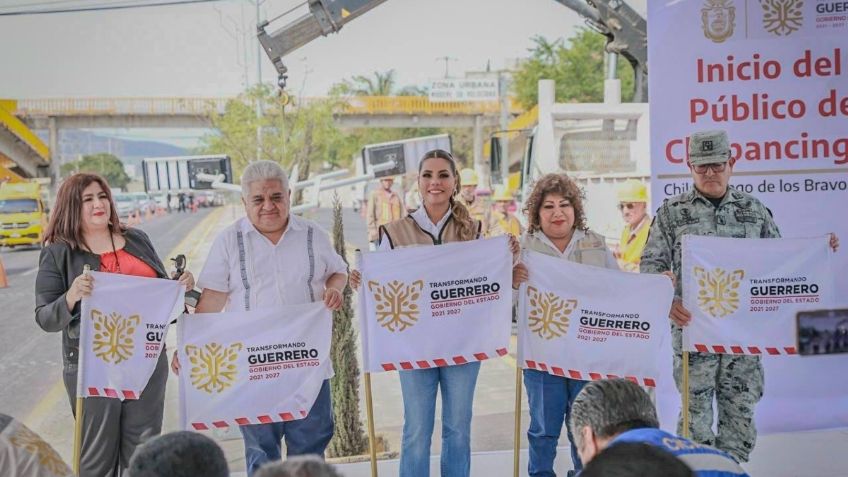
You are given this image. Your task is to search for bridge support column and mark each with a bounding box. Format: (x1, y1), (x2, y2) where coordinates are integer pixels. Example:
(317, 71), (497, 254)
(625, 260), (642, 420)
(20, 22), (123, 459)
(473, 114), (488, 190)
(48, 116), (60, 196)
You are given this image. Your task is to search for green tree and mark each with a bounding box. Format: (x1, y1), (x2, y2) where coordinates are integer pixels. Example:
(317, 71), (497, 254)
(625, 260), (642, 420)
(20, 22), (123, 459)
(326, 194), (369, 457)
(338, 70), (397, 96)
(60, 153), (130, 189)
(512, 28), (635, 108)
(198, 85), (355, 180)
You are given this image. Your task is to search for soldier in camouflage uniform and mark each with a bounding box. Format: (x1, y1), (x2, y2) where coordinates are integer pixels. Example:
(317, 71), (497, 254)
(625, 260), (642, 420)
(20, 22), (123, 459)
(640, 130), (780, 463)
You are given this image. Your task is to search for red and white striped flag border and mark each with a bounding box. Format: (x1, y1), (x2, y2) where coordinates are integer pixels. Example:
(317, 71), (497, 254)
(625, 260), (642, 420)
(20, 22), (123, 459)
(86, 387), (138, 400)
(693, 344), (797, 355)
(380, 347), (509, 372)
(190, 410), (309, 430)
(523, 360), (657, 388)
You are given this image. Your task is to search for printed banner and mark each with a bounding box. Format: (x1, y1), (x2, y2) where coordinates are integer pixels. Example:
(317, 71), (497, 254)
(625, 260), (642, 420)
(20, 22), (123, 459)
(517, 251), (674, 386)
(649, 0), (848, 435)
(79, 271), (184, 400)
(682, 235), (833, 354)
(178, 303), (331, 430)
(358, 236), (512, 373)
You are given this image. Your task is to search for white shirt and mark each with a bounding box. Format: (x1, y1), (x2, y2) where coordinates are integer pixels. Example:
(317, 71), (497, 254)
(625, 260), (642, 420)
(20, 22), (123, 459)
(198, 215), (348, 312)
(377, 206), (453, 251)
(535, 229), (620, 270)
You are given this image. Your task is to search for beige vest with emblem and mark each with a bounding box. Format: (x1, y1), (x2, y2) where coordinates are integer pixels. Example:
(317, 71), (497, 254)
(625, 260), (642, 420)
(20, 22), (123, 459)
(522, 229), (608, 267)
(379, 215), (481, 249)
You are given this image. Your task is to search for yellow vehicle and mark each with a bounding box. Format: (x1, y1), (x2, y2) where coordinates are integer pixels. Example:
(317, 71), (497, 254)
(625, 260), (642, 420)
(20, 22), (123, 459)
(0, 182), (47, 248)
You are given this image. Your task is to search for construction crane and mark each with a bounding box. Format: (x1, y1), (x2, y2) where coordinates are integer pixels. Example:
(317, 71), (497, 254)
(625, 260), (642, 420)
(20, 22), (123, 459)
(257, 0), (647, 100)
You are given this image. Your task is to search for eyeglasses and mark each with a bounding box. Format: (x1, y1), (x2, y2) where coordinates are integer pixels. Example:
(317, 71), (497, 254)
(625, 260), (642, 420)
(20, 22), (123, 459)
(692, 163), (728, 174)
(618, 202), (639, 211)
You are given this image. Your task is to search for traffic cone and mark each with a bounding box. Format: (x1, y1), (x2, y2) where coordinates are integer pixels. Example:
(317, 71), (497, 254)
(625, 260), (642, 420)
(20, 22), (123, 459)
(0, 255), (8, 288)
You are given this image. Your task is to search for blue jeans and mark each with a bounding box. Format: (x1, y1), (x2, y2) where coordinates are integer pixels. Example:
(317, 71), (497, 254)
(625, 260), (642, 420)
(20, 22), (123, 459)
(523, 369), (587, 477)
(239, 379), (334, 476)
(399, 361), (481, 477)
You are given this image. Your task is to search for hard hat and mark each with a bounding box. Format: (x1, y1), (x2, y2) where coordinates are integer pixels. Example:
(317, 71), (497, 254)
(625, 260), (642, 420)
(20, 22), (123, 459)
(616, 179), (648, 203)
(459, 168), (479, 186)
(492, 185), (513, 202)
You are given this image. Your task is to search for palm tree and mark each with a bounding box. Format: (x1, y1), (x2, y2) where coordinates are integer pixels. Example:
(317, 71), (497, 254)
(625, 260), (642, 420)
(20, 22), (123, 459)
(348, 70), (397, 96)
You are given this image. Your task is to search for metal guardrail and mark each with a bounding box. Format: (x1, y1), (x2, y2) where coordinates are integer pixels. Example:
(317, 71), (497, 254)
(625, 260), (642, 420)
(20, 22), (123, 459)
(16, 96), (523, 117)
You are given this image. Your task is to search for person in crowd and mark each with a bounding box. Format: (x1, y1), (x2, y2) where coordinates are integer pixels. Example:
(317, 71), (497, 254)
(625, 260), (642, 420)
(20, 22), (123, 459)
(0, 413), (73, 477)
(488, 185), (523, 238)
(166, 192), (172, 213)
(254, 455), (343, 477)
(367, 176), (405, 247)
(177, 191), (186, 213)
(640, 129), (840, 462)
(579, 442), (695, 477)
(404, 175), (421, 214)
(457, 167), (491, 236)
(172, 160), (347, 476)
(127, 431), (228, 477)
(613, 179), (651, 272)
(511, 173), (619, 477)
(34, 173), (195, 477)
(570, 378), (748, 477)
(350, 149), (518, 477)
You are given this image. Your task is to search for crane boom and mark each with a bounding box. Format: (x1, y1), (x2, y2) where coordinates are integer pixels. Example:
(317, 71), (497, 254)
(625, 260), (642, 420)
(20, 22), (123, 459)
(258, 0), (388, 89)
(258, 0), (646, 100)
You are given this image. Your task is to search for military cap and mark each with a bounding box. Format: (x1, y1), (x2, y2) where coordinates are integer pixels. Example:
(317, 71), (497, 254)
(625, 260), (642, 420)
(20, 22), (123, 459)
(688, 129), (731, 165)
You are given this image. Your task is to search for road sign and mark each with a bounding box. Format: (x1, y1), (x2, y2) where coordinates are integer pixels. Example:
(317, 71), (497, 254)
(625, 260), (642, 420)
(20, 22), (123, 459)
(429, 77), (499, 102)
(142, 155), (232, 192)
(361, 134), (451, 178)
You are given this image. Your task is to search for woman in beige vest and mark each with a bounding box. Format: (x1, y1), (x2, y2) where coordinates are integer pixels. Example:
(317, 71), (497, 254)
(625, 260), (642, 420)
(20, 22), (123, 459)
(352, 149), (516, 477)
(512, 173), (619, 477)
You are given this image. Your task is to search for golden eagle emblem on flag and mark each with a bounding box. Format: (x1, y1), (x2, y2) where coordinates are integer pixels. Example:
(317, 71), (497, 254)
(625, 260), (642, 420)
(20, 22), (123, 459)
(527, 286), (577, 339)
(185, 343), (243, 394)
(694, 266), (745, 318)
(367, 280), (424, 332)
(90, 309), (140, 364)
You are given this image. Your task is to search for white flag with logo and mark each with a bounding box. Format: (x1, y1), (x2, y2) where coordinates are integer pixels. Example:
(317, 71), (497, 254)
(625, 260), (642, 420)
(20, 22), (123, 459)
(682, 235), (833, 355)
(79, 271), (184, 400)
(518, 251), (673, 387)
(359, 236), (512, 373)
(178, 303), (331, 430)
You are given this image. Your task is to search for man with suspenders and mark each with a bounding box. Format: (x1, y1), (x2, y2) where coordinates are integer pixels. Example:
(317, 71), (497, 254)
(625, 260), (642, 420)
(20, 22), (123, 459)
(175, 160), (348, 476)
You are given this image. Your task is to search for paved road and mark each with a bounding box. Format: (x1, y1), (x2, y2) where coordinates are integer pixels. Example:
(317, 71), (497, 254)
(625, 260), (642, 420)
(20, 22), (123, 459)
(0, 208), (213, 423)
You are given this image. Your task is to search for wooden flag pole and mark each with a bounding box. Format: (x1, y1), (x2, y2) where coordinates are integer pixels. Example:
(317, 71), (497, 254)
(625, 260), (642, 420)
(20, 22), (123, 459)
(72, 264), (91, 475)
(682, 350), (691, 439)
(364, 372), (378, 477)
(513, 366), (523, 477)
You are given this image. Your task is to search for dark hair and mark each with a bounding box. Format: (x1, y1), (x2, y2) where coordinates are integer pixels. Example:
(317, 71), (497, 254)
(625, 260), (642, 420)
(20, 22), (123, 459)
(522, 173), (587, 234)
(127, 431), (228, 477)
(43, 173), (124, 250)
(254, 455), (342, 477)
(580, 442), (695, 477)
(418, 149), (477, 241)
(569, 378), (660, 452)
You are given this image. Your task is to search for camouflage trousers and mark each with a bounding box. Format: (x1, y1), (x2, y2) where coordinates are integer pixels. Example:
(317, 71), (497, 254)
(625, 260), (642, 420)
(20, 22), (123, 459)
(672, 326), (764, 463)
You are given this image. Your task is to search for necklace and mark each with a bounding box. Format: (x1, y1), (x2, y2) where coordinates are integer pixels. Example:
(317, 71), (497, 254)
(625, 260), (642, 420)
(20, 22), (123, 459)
(108, 232), (122, 274)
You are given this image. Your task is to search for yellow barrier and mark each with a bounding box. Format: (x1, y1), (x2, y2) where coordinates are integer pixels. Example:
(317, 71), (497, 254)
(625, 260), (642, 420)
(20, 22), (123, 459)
(0, 100), (49, 161)
(16, 96), (523, 118)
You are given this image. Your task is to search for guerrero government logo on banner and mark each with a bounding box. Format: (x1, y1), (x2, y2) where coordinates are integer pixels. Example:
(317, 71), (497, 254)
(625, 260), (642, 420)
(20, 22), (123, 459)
(517, 251), (674, 386)
(79, 271), (184, 400)
(358, 236), (512, 373)
(178, 303), (331, 430)
(683, 235), (834, 355)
